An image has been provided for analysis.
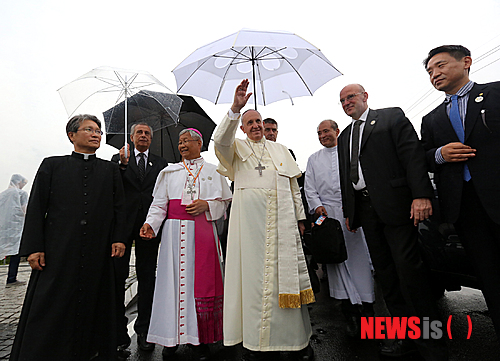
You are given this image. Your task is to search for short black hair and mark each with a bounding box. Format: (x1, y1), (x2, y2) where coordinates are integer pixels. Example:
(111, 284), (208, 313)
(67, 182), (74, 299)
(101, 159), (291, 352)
(318, 119), (338, 131)
(66, 114), (101, 143)
(423, 45), (471, 69)
(263, 118), (277, 126)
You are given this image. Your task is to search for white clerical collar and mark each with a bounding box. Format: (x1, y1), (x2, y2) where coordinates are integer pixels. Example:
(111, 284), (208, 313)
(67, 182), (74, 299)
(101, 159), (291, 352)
(74, 151), (96, 160)
(324, 145), (338, 152)
(351, 107), (370, 124)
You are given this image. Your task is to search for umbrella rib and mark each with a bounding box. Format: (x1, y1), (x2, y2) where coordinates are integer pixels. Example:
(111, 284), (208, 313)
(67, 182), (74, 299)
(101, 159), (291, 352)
(280, 55), (314, 96)
(214, 53), (250, 61)
(139, 91), (180, 123)
(225, 47), (251, 61)
(305, 49), (343, 74)
(257, 46), (287, 60)
(94, 77), (123, 90)
(254, 59), (266, 106)
(176, 56), (213, 93)
(115, 71), (138, 90)
(214, 52), (242, 104)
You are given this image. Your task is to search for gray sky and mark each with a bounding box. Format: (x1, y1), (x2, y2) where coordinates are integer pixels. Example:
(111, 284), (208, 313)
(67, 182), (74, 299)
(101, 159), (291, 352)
(2, 0), (500, 192)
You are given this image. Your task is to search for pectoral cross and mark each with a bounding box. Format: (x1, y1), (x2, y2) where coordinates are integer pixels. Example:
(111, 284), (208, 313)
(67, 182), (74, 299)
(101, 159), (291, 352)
(186, 183), (196, 200)
(255, 162), (265, 176)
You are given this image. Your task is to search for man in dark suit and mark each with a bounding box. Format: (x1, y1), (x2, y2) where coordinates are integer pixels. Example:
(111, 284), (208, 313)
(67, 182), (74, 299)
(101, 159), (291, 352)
(111, 122), (168, 357)
(421, 45), (500, 337)
(337, 84), (447, 360)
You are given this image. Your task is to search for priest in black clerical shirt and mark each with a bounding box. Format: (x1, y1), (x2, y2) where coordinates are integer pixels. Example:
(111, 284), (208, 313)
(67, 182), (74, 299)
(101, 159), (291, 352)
(10, 114), (126, 361)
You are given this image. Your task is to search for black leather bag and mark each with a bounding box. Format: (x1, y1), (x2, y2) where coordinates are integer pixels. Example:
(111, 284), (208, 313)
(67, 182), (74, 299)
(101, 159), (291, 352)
(305, 217), (347, 264)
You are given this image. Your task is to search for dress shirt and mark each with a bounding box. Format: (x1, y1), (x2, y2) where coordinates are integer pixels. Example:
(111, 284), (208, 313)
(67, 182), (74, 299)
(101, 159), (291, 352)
(435, 81), (475, 164)
(134, 148), (150, 167)
(349, 108), (370, 190)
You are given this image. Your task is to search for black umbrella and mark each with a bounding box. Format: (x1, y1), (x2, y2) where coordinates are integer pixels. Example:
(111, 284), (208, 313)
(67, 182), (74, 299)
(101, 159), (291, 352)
(106, 94), (216, 163)
(103, 89), (181, 134)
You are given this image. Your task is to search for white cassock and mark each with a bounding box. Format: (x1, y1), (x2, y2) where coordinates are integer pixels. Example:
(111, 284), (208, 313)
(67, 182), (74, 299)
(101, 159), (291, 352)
(145, 157), (232, 347)
(305, 146), (375, 304)
(214, 112), (314, 352)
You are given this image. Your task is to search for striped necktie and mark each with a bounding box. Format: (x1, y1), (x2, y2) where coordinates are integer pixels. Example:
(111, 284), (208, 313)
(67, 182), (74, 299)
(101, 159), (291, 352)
(138, 153), (146, 182)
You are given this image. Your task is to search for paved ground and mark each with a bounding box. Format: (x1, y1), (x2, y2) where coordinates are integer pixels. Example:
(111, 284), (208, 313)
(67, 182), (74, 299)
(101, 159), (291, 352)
(0, 251), (138, 360)
(2, 256), (500, 360)
(0, 263), (29, 360)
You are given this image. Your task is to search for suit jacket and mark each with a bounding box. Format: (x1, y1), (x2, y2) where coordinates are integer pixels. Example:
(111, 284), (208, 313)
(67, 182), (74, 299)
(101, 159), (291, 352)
(338, 107), (433, 229)
(111, 150), (168, 244)
(421, 82), (500, 224)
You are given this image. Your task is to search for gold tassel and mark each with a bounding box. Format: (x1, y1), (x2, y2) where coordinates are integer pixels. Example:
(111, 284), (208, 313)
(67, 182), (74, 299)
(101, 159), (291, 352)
(300, 288), (315, 305)
(279, 289), (315, 308)
(279, 293), (301, 308)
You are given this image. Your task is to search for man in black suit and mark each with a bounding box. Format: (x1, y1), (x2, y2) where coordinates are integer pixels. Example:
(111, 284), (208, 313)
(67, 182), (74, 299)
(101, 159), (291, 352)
(337, 84), (447, 360)
(111, 122), (168, 357)
(421, 45), (500, 337)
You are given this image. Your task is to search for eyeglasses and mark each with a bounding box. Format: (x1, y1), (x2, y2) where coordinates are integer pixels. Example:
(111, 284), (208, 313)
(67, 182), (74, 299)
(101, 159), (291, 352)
(340, 92), (364, 105)
(178, 139), (199, 146)
(76, 127), (103, 136)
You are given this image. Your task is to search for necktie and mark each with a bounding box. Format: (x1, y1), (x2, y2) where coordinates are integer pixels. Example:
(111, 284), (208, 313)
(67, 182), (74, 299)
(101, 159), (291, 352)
(449, 95), (471, 181)
(138, 153), (146, 182)
(350, 120), (363, 184)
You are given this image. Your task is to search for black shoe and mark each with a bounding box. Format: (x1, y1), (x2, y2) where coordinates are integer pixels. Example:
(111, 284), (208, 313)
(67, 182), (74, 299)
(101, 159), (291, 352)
(117, 342), (131, 360)
(162, 345), (179, 358)
(379, 340), (417, 358)
(137, 333), (155, 351)
(195, 344), (210, 361)
(243, 350), (267, 361)
(296, 344), (314, 361)
(346, 315), (360, 338)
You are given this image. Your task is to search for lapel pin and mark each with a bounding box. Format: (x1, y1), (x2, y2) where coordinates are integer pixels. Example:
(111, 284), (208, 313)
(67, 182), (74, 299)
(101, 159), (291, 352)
(208, 176), (212, 180)
(149, 162), (153, 166)
(202, 178), (205, 181)
(475, 93), (484, 103)
(370, 120), (376, 125)
(280, 163), (283, 166)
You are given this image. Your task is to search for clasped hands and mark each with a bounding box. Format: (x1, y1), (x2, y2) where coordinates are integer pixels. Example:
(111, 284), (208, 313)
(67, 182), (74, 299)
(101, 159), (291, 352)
(140, 200), (210, 240)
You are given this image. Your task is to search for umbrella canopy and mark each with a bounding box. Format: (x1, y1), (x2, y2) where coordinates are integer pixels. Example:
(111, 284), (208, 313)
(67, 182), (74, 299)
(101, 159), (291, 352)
(106, 95), (216, 163)
(173, 29), (342, 108)
(103, 90), (183, 134)
(58, 66), (182, 148)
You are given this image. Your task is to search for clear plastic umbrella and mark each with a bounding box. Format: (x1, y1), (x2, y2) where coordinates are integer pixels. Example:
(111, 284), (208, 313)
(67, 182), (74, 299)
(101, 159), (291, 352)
(173, 29), (342, 109)
(58, 66), (183, 152)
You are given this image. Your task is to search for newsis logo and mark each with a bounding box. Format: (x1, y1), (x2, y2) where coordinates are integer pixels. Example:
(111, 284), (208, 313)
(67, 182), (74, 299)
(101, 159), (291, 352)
(361, 316), (472, 340)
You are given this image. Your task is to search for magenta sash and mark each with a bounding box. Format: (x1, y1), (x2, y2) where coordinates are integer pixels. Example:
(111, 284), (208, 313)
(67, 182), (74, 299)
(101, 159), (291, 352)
(167, 199), (223, 343)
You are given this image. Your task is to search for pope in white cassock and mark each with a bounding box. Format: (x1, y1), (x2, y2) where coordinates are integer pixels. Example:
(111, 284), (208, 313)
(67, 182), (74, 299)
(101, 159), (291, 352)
(305, 120), (375, 337)
(214, 80), (315, 361)
(140, 128), (232, 360)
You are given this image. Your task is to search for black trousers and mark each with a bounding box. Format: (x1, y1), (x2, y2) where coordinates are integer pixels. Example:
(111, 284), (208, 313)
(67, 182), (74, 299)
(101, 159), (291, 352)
(7, 254), (21, 283)
(355, 192), (437, 319)
(114, 213), (160, 345)
(455, 181), (500, 336)
(355, 192), (447, 360)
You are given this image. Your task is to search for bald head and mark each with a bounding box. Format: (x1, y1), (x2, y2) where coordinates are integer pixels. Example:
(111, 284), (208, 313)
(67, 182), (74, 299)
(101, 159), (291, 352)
(340, 84), (368, 120)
